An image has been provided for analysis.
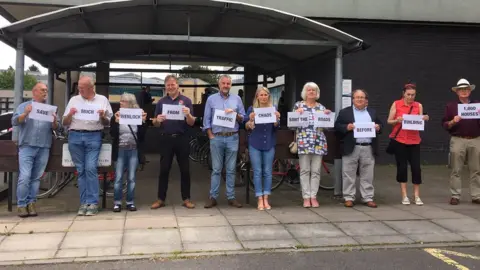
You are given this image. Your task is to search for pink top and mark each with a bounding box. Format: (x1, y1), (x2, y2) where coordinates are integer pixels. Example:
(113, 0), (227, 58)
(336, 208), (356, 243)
(389, 99), (422, 145)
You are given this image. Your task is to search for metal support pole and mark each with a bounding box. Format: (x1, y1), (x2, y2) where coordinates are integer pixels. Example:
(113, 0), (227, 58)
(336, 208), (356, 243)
(334, 46), (343, 197)
(12, 37), (24, 142)
(262, 74), (268, 87)
(65, 71), (72, 115)
(47, 65), (54, 105)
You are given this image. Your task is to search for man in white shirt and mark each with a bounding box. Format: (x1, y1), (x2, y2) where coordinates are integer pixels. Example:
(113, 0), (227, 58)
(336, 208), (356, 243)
(63, 76), (113, 216)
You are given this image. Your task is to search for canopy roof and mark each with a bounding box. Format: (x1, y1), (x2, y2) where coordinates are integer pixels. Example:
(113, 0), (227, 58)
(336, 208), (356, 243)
(0, 0), (366, 75)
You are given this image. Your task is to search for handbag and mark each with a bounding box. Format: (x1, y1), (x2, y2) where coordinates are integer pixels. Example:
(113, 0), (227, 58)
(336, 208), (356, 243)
(289, 132), (298, 154)
(386, 105), (414, 155)
(127, 125), (146, 165)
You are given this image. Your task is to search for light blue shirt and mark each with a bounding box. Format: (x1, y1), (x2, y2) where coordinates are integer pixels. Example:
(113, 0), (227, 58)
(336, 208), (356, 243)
(203, 92), (246, 133)
(353, 106), (372, 143)
(11, 101), (60, 148)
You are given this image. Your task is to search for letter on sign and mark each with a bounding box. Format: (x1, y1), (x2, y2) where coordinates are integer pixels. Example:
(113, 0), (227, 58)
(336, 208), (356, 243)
(163, 104), (185, 120)
(119, 108), (143, 125)
(287, 112), (308, 127)
(402, 114), (424, 131)
(74, 104), (100, 121)
(29, 102), (57, 122)
(254, 107), (276, 124)
(458, 103), (480, 119)
(313, 112), (335, 128)
(353, 122), (376, 138)
(213, 109), (236, 128)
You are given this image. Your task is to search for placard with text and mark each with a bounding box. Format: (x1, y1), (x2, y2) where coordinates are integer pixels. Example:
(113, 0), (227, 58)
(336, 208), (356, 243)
(62, 143), (111, 167)
(402, 114), (424, 131)
(313, 112), (335, 128)
(74, 104), (100, 121)
(353, 122), (376, 138)
(213, 109), (236, 128)
(29, 102), (57, 122)
(287, 112), (309, 127)
(253, 107), (276, 124)
(163, 104), (185, 120)
(458, 103), (480, 119)
(119, 108), (143, 125)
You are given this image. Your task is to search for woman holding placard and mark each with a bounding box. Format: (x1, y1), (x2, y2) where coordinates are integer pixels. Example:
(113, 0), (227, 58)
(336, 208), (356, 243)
(293, 82), (331, 208)
(110, 93), (147, 212)
(387, 83), (429, 205)
(245, 87), (280, 210)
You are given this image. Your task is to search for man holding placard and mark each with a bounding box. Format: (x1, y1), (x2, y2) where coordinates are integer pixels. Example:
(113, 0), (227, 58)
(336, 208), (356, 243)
(63, 76), (113, 216)
(150, 75), (196, 210)
(203, 75), (245, 208)
(442, 78), (480, 205)
(11, 83), (59, 217)
(335, 89), (382, 208)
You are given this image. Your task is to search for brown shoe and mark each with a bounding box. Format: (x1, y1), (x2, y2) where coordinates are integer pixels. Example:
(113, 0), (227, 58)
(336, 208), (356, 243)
(344, 200), (354, 208)
(27, 203), (38, 217)
(183, 199), (196, 209)
(228, 199), (243, 208)
(472, 199), (480, 204)
(204, 198), (217, 208)
(450, 198), (459, 205)
(150, 200), (165, 209)
(17, 207), (29, 218)
(365, 201), (378, 208)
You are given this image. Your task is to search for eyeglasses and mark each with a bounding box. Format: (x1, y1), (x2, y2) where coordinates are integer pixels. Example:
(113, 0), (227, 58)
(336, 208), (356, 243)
(353, 96), (366, 100)
(38, 88), (48, 93)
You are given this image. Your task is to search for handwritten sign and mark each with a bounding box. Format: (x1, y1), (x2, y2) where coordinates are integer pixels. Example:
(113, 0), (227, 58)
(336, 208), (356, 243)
(458, 103), (480, 119)
(287, 112), (309, 127)
(163, 104), (184, 120)
(74, 104), (100, 121)
(119, 108), (142, 125)
(213, 109), (236, 128)
(254, 107), (276, 124)
(62, 143), (112, 167)
(29, 102), (57, 122)
(353, 122), (376, 138)
(313, 112), (335, 128)
(402, 114), (424, 131)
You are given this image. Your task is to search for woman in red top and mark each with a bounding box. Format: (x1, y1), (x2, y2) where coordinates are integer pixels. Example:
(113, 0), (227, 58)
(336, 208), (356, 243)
(387, 83), (430, 205)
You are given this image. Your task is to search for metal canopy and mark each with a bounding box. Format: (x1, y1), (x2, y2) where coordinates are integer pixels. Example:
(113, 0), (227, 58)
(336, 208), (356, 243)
(0, 0), (365, 74)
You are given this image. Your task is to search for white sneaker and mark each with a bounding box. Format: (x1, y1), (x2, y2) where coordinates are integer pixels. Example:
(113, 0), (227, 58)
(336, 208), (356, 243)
(402, 197), (411, 205)
(415, 196), (424, 206)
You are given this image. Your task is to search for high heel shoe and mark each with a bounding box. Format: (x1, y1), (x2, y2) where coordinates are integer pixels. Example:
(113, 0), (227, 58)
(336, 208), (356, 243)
(263, 195), (271, 210)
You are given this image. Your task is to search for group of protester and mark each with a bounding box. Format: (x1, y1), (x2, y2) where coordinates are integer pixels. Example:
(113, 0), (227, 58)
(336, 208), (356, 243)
(11, 73), (480, 217)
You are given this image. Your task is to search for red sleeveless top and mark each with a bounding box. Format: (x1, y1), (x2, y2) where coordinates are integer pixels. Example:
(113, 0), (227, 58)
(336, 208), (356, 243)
(389, 99), (422, 145)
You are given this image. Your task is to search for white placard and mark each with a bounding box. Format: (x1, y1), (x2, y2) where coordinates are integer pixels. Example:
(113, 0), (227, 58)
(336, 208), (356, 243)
(353, 122), (376, 138)
(213, 109), (236, 128)
(62, 143), (112, 167)
(29, 102), (57, 122)
(74, 104), (100, 121)
(402, 114), (424, 131)
(313, 112), (335, 128)
(458, 103), (480, 119)
(119, 108), (143, 125)
(163, 104), (185, 120)
(342, 97), (351, 109)
(287, 112), (309, 127)
(254, 107), (276, 124)
(343, 79), (352, 95)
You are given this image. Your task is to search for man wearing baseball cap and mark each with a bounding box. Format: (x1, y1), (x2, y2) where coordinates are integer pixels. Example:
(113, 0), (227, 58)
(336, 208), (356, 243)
(442, 78), (480, 205)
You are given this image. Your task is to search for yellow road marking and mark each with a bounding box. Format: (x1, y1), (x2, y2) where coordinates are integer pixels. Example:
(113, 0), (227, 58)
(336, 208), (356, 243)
(424, 248), (469, 270)
(437, 249), (480, 260)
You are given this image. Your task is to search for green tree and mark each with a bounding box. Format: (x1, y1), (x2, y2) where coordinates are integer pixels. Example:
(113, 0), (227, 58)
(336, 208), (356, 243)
(27, 64), (39, 72)
(177, 65), (220, 85)
(0, 66), (38, 90)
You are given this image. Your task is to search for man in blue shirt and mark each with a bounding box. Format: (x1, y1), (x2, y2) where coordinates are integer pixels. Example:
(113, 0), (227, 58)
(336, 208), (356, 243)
(11, 83), (60, 217)
(203, 75), (246, 208)
(150, 75), (196, 210)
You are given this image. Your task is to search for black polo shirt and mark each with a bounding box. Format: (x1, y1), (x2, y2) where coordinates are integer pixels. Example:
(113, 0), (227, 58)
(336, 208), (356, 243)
(154, 94), (193, 134)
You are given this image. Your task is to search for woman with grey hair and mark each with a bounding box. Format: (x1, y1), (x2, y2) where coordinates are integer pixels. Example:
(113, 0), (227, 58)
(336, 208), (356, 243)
(110, 93), (147, 212)
(293, 82), (332, 208)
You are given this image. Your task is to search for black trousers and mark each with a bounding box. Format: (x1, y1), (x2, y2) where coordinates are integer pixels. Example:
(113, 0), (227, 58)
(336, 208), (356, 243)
(393, 140), (422, 184)
(158, 134), (191, 201)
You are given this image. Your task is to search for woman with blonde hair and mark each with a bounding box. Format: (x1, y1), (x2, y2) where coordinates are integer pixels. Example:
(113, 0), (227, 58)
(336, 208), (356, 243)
(293, 82), (332, 208)
(245, 87), (280, 210)
(110, 93), (147, 212)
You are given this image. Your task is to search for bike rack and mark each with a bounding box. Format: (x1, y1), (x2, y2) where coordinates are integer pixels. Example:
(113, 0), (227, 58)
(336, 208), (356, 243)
(0, 141), (18, 212)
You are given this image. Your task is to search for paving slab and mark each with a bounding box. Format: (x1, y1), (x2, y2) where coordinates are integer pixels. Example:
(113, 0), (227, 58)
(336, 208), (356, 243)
(458, 232), (480, 241)
(69, 219), (124, 232)
(364, 210), (424, 221)
(285, 223), (346, 238)
(407, 233), (466, 243)
(354, 205), (401, 212)
(55, 247), (121, 258)
(126, 206), (175, 218)
(177, 215), (229, 227)
(267, 208), (326, 223)
(0, 232), (65, 251)
(123, 229), (181, 246)
(0, 250), (56, 261)
(20, 212), (77, 222)
(242, 239), (299, 249)
(218, 207), (261, 217)
(61, 231), (122, 249)
(432, 218), (480, 233)
(0, 223), (17, 233)
(183, 241), (243, 252)
(180, 226), (237, 243)
(406, 208), (470, 219)
(124, 216), (177, 229)
(431, 203), (480, 211)
(384, 220), (450, 235)
(175, 207), (221, 217)
(335, 221), (399, 236)
(233, 225), (293, 241)
(317, 211), (374, 222)
(296, 237), (358, 247)
(353, 235), (414, 245)
(75, 211), (126, 220)
(12, 221), (72, 233)
(0, 215), (23, 224)
(225, 214), (279, 226)
(121, 244), (182, 255)
(455, 210), (480, 220)
(55, 248), (87, 258)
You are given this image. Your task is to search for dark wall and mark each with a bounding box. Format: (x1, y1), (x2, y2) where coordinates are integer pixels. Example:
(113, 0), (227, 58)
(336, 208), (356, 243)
(298, 22), (480, 164)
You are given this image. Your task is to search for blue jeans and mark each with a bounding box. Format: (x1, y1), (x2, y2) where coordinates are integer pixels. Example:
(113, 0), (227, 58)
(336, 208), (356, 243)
(209, 133), (239, 200)
(68, 131), (102, 205)
(249, 145), (275, 197)
(114, 148), (138, 205)
(17, 146), (50, 207)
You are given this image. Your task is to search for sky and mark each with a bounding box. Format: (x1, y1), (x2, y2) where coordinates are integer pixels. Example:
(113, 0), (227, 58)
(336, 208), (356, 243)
(0, 15), (241, 80)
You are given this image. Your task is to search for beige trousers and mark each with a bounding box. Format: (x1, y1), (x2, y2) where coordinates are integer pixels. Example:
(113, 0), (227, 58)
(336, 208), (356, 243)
(449, 136), (480, 200)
